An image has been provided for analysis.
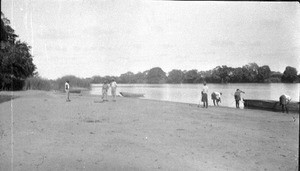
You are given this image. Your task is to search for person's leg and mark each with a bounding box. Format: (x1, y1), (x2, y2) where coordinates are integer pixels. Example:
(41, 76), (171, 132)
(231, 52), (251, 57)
(66, 91), (70, 101)
(203, 94), (206, 108)
(281, 104), (284, 113)
(213, 99), (216, 106)
(112, 88), (116, 101)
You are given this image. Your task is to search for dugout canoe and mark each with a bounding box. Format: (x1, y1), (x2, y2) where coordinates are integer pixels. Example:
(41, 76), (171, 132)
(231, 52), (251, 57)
(120, 92), (144, 98)
(69, 89), (81, 94)
(243, 99), (299, 113)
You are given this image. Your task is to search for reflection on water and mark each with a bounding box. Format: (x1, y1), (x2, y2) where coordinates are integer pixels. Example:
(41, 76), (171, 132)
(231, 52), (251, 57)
(90, 83), (300, 108)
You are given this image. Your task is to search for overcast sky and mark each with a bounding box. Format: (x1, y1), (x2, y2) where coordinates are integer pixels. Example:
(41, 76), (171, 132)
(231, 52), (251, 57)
(3, 0), (300, 79)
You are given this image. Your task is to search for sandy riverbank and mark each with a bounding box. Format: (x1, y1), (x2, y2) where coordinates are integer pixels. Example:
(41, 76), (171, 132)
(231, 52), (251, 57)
(0, 90), (298, 171)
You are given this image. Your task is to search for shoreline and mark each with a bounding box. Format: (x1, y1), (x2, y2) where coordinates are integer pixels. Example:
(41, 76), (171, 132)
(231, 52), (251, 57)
(1, 90), (299, 115)
(0, 90), (299, 170)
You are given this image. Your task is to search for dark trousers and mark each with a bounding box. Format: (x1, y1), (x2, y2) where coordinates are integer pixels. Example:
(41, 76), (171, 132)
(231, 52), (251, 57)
(281, 104), (289, 113)
(203, 93), (208, 108)
(235, 100), (240, 108)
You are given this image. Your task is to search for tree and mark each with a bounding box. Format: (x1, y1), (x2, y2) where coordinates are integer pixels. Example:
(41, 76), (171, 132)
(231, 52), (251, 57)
(119, 71), (135, 83)
(211, 65), (233, 83)
(167, 69), (184, 83)
(257, 65), (271, 83)
(135, 72), (147, 83)
(231, 67), (243, 83)
(267, 71), (282, 83)
(242, 63), (259, 82)
(183, 69), (198, 83)
(0, 14), (36, 90)
(282, 66), (298, 83)
(146, 67), (166, 84)
(91, 75), (103, 83)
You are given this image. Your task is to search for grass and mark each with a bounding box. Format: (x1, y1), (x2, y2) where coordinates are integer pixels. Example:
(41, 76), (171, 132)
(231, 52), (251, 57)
(23, 75), (91, 91)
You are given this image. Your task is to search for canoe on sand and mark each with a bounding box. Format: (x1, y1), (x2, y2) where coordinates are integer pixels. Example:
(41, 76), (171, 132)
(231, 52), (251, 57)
(243, 99), (299, 113)
(120, 92), (144, 98)
(69, 89), (81, 94)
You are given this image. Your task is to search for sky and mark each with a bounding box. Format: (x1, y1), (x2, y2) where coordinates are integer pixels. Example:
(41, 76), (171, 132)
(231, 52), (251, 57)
(2, 0), (300, 79)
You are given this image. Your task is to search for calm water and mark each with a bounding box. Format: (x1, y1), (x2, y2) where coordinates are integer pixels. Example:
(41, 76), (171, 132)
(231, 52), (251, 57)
(90, 83), (300, 108)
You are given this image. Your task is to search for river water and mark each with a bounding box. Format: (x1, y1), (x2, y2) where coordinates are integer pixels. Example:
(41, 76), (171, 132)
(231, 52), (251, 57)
(90, 83), (299, 108)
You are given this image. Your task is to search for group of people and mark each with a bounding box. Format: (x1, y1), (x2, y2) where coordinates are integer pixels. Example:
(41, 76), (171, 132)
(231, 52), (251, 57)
(65, 80), (292, 113)
(101, 79), (118, 102)
(64, 79), (118, 102)
(199, 82), (292, 113)
(199, 82), (244, 109)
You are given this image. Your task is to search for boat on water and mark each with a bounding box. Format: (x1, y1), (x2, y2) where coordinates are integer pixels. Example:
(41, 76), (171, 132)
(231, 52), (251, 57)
(243, 99), (299, 113)
(120, 92), (144, 98)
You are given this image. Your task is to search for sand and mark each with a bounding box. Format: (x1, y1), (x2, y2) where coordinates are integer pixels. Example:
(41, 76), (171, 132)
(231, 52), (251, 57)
(0, 90), (298, 171)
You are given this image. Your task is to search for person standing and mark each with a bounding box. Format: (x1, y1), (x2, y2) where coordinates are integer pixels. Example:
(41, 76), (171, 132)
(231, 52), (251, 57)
(65, 80), (71, 102)
(279, 94), (292, 113)
(110, 79), (117, 102)
(102, 81), (109, 102)
(234, 89), (245, 108)
(211, 92), (222, 106)
(202, 82), (209, 108)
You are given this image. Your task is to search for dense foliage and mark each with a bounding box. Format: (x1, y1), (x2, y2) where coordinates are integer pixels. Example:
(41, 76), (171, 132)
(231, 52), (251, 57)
(24, 75), (91, 91)
(1, 13), (36, 90)
(90, 64), (299, 84)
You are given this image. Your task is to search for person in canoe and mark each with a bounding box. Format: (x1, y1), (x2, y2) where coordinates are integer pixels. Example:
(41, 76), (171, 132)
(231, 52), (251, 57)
(211, 92), (222, 106)
(234, 89), (245, 108)
(102, 81), (109, 102)
(279, 94), (292, 113)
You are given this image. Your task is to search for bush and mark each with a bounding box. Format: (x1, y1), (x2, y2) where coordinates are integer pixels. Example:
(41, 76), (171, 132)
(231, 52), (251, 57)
(24, 77), (52, 91)
(54, 75), (91, 91)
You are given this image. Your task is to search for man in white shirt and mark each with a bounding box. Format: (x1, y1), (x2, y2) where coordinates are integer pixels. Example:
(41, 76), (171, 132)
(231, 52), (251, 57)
(110, 79), (117, 102)
(202, 82), (209, 108)
(65, 81), (71, 102)
(279, 94), (292, 113)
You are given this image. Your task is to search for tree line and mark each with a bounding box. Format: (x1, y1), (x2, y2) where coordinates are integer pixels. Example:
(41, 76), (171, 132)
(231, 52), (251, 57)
(1, 13), (36, 90)
(91, 64), (300, 84)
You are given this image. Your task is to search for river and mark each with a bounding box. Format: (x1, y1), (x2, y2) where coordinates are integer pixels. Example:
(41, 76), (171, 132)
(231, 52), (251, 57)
(90, 83), (300, 108)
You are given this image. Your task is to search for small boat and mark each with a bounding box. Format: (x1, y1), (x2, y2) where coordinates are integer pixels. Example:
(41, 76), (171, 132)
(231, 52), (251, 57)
(69, 87), (89, 94)
(69, 89), (81, 94)
(243, 99), (299, 113)
(120, 92), (144, 98)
